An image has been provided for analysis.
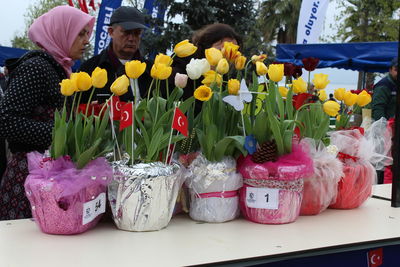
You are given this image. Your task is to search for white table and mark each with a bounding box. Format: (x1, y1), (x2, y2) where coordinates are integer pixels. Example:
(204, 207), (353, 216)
(372, 183), (392, 200)
(1, 197), (400, 267)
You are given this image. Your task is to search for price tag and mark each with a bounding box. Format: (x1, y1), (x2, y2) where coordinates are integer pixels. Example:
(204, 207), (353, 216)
(246, 187), (279, 210)
(82, 192), (106, 225)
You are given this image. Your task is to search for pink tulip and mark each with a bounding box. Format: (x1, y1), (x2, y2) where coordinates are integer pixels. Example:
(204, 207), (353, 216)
(175, 73), (188, 88)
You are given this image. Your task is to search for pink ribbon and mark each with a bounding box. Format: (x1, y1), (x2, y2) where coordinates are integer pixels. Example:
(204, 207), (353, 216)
(196, 190), (238, 199)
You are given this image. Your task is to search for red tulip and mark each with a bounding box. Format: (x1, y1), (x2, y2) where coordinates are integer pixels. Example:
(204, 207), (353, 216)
(292, 65), (303, 78)
(302, 57), (320, 71)
(284, 62), (296, 76)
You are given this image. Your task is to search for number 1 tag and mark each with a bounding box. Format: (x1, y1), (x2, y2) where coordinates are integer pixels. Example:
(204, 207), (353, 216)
(82, 192), (106, 225)
(246, 187), (279, 210)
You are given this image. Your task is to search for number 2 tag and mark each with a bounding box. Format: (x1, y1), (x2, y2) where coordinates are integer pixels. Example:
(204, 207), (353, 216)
(82, 192), (106, 225)
(246, 187), (279, 210)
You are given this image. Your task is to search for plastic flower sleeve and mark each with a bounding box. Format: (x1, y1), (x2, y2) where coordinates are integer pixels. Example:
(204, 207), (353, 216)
(24, 152), (112, 235)
(108, 159), (185, 232)
(364, 117), (393, 171)
(328, 128), (376, 209)
(299, 139), (343, 215)
(237, 143), (313, 224)
(186, 154), (243, 223)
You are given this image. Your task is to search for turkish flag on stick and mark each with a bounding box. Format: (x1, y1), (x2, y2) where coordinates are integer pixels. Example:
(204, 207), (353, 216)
(67, 0), (74, 7)
(78, 0), (89, 13)
(368, 248), (383, 267)
(109, 96), (126, 121)
(172, 107), (188, 137)
(119, 102), (133, 131)
(89, 0), (96, 10)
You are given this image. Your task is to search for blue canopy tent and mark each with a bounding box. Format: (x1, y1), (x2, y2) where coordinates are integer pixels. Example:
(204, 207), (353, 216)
(0, 46), (28, 67)
(276, 42), (398, 73)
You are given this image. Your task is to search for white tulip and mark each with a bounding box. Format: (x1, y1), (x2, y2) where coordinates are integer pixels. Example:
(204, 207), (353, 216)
(186, 58), (210, 80)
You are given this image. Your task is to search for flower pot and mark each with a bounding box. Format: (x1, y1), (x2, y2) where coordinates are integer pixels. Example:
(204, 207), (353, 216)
(186, 154), (242, 223)
(108, 161), (185, 231)
(25, 153), (112, 235)
(237, 144), (313, 224)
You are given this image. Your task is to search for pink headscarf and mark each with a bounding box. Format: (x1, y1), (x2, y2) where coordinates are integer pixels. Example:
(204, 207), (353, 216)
(28, 6), (95, 76)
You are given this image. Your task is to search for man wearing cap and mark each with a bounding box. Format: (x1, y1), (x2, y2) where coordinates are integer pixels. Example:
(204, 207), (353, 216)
(372, 57), (398, 121)
(80, 6), (152, 102)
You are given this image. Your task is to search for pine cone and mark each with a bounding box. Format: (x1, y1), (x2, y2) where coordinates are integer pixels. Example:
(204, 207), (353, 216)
(252, 140), (278, 163)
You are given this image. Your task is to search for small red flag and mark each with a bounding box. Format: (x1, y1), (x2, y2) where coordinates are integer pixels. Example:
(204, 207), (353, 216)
(119, 102), (133, 131)
(67, 0), (74, 7)
(172, 107), (188, 137)
(88, 0), (96, 10)
(109, 96), (126, 121)
(368, 248), (383, 267)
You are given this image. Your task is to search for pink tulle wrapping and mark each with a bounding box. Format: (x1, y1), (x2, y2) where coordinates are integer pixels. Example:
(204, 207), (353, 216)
(329, 162), (375, 209)
(238, 144), (313, 224)
(25, 152), (113, 235)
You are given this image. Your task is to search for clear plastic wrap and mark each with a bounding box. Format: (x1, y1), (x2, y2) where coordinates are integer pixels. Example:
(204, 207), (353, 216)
(328, 128), (377, 209)
(237, 143), (313, 224)
(186, 154), (242, 223)
(24, 152), (112, 235)
(108, 158), (185, 231)
(299, 139), (343, 215)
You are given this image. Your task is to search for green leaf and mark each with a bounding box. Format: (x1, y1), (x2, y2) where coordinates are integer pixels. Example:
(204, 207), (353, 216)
(148, 127), (164, 161)
(253, 111), (269, 144)
(269, 115), (284, 155)
(286, 88), (294, 120)
(283, 129), (293, 154)
(135, 113), (150, 150)
(214, 136), (246, 161)
(76, 139), (101, 169)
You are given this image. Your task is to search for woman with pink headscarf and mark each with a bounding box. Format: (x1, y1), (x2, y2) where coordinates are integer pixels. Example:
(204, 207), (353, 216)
(0, 6), (95, 220)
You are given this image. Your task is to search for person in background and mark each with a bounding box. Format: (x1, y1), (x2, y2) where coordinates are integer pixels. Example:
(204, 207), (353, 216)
(0, 6), (95, 220)
(171, 23), (242, 101)
(372, 57), (398, 121)
(372, 57), (398, 184)
(79, 6), (152, 103)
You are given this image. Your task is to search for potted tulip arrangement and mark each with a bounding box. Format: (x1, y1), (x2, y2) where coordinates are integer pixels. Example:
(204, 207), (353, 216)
(24, 68), (114, 235)
(107, 40), (197, 231)
(184, 41), (247, 223)
(237, 61), (314, 225)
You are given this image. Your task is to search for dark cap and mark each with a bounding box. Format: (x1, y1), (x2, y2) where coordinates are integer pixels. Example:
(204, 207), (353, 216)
(110, 6), (148, 30)
(391, 57), (398, 67)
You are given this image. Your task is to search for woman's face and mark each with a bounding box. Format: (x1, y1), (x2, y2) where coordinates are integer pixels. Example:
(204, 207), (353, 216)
(69, 25), (90, 60)
(211, 37), (238, 50)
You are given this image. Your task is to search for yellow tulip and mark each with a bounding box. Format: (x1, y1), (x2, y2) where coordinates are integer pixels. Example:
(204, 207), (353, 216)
(91, 67), (107, 88)
(318, 89), (328, 101)
(201, 70), (222, 87)
(59, 79), (76, 96)
(173, 39), (197, 57)
(336, 115), (341, 121)
(222, 41), (240, 62)
(235, 55), (246, 70)
(194, 85), (213, 101)
(251, 54), (267, 63)
(267, 64), (284, 82)
(356, 91), (372, 107)
(216, 58), (229, 75)
(154, 53), (172, 66)
(205, 47), (223, 66)
(292, 77), (307, 94)
(334, 88), (346, 101)
(76, 72), (92, 91)
(256, 61), (268, 76)
(323, 100), (340, 117)
(151, 63), (172, 80)
(228, 79), (240, 95)
(312, 73), (330, 90)
(125, 60), (146, 79)
(343, 91), (358, 106)
(110, 75), (129, 96)
(278, 86), (288, 97)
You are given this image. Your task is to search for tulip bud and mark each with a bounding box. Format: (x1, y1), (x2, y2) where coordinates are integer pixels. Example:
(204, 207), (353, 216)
(205, 47), (223, 66)
(91, 67), (108, 88)
(292, 77), (307, 94)
(312, 73), (330, 90)
(174, 39), (197, 57)
(125, 60), (146, 79)
(151, 63), (172, 80)
(202, 70), (222, 87)
(323, 100), (340, 117)
(110, 75), (129, 96)
(59, 79), (76, 96)
(251, 54), (267, 63)
(216, 58), (229, 75)
(334, 88), (346, 101)
(255, 61), (268, 76)
(228, 79), (240, 95)
(155, 53), (173, 66)
(76, 72), (92, 91)
(356, 90), (372, 107)
(343, 91), (358, 106)
(186, 58), (210, 80)
(318, 89), (327, 101)
(175, 73), (188, 88)
(278, 86), (288, 97)
(235, 55), (246, 70)
(267, 64), (284, 82)
(222, 42), (240, 62)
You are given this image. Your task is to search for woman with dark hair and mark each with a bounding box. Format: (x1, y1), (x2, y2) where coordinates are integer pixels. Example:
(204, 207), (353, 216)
(0, 6), (95, 220)
(171, 23), (242, 100)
